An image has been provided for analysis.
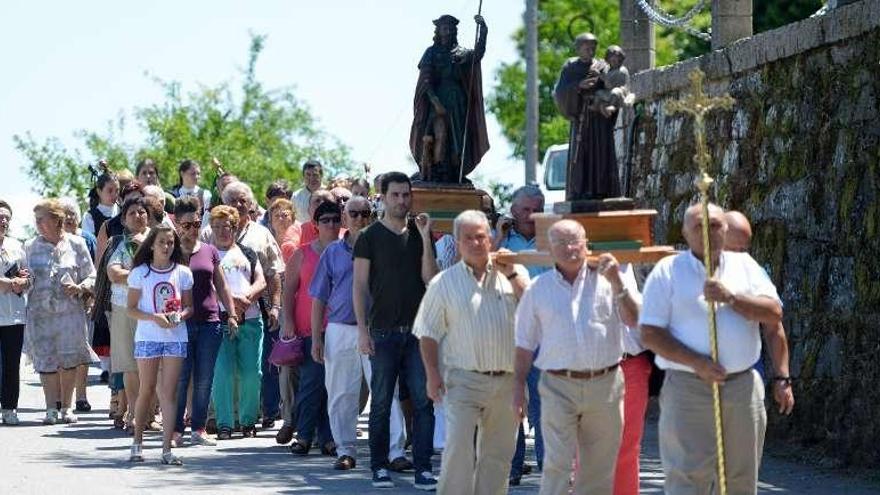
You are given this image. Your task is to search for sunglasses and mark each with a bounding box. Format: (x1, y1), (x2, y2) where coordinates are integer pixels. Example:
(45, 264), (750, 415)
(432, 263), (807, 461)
(317, 216), (342, 225)
(179, 221), (202, 230)
(347, 210), (372, 219)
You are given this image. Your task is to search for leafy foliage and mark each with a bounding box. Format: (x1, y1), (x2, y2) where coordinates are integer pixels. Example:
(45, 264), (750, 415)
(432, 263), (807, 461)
(488, 0), (822, 162)
(14, 34), (352, 208)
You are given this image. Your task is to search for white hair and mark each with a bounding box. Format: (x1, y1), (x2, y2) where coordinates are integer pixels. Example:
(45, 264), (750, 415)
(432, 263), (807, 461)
(141, 185), (165, 203)
(57, 197), (81, 224)
(453, 209), (490, 240)
(222, 181), (255, 205)
(510, 184), (544, 206)
(547, 219), (586, 244)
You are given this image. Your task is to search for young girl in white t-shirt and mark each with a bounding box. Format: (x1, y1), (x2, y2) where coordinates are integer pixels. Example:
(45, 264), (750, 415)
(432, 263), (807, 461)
(126, 224), (193, 466)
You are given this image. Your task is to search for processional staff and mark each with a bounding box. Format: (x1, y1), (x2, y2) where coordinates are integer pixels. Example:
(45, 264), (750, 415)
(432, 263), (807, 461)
(665, 69), (735, 495)
(458, 0), (484, 184)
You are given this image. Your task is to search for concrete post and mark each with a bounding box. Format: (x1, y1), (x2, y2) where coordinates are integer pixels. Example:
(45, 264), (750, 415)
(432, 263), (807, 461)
(712, 0), (753, 49)
(524, 0), (538, 184)
(620, 0), (655, 72)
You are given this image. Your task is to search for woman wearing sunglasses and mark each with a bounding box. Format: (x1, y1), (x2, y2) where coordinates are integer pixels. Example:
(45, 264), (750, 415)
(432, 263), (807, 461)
(171, 197), (237, 446)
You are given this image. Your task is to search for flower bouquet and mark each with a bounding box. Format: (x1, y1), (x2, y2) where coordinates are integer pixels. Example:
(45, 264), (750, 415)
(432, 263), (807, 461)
(164, 297), (182, 325)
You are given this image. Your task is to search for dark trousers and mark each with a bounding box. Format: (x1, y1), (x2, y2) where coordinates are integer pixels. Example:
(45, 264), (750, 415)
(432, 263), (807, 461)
(261, 328), (281, 419)
(0, 325), (24, 410)
(175, 320), (223, 433)
(511, 363), (544, 475)
(369, 329), (434, 473)
(295, 337), (332, 445)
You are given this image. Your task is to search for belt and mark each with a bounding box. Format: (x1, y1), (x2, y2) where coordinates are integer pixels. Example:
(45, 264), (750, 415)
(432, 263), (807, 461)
(547, 363), (619, 380)
(474, 370), (509, 376)
(371, 326), (412, 334)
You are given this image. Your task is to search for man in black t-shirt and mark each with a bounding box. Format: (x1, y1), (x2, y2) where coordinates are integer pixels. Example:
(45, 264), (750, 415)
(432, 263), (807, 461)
(353, 172), (439, 490)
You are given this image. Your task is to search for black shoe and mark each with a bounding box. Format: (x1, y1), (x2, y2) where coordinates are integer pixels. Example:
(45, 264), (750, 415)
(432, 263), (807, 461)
(333, 455), (356, 470)
(289, 439), (311, 455)
(372, 469), (394, 488)
(321, 441), (337, 456)
(75, 400), (91, 412)
(509, 474), (522, 486)
(241, 425), (257, 438)
(261, 417), (275, 429)
(205, 418), (217, 435)
(275, 425), (294, 445)
(522, 463), (533, 475)
(100, 371), (110, 384)
(55, 401), (62, 411)
(217, 426), (233, 440)
(388, 456), (414, 472)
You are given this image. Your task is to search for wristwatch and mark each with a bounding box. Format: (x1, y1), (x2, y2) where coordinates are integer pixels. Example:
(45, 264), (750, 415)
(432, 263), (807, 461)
(506, 272), (519, 281)
(773, 376), (793, 386)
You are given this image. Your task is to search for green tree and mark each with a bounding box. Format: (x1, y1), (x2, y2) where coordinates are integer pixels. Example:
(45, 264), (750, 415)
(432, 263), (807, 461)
(488, 0), (820, 162)
(14, 34), (352, 208)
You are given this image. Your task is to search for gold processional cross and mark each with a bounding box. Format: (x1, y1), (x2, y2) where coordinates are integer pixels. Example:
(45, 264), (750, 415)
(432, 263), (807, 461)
(666, 69), (735, 495)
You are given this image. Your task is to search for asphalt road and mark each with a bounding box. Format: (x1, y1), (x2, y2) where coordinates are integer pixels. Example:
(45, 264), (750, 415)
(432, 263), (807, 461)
(0, 364), (877, 494)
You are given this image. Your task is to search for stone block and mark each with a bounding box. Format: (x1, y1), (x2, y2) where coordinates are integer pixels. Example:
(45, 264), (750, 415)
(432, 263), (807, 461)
(726, 38), (759, 74)
(630, 70), (654, 101)
(828, 256), (856, 313)
(794, 16), (824, 54)
(713, 14), (753, 50)
(699, 49), (732, 80)
(712, 0), (753, 17)
(654, 58), (700, 96)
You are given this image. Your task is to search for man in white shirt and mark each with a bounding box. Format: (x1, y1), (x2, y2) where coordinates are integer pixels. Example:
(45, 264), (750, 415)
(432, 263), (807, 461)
(292, 160), (324, 224)
(640, 203), (783, 495)
(416, 210), (528, 495)
(514, 219), (640, 495)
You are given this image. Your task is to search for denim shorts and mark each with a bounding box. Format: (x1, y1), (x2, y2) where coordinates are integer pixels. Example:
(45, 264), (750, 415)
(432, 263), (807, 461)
(134, 341), (187, 359)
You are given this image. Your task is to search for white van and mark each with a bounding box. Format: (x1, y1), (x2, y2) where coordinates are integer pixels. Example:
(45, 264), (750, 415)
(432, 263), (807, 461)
(535, 143), (568, 211)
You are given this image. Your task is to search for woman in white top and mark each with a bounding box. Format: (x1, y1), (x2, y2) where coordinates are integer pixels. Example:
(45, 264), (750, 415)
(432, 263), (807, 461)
(126, 224), (193, 465)
(170, 159), (212, 214)
(82, 170), (120, 236)
(0, 200), (28, 425)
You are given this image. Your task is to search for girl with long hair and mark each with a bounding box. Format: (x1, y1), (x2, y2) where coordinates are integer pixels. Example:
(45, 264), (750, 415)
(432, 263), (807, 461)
(125, 225), (193, 465)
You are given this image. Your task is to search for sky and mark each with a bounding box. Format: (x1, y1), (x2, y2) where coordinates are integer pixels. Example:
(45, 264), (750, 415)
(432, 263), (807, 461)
(0, 0), (529, 236)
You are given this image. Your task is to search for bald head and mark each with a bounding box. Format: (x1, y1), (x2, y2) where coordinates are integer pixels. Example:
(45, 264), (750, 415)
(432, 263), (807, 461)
(548, 219), (586, 245)
(724, 210), (752, 252)
(682, 203), (727, 258)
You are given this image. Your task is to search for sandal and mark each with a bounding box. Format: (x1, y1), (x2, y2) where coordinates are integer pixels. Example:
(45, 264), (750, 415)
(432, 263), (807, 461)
(289, 439), (311, 455)
(217, 426), (233, 441)
(113, 415), (126, 430)
(160, 451), (183, 466)
(129, 444), (144, 463)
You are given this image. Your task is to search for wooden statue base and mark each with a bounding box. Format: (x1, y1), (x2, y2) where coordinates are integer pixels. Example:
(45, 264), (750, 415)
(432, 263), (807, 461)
(553, 197), (636, 214)
(498, 208), (676, 266)
(411, 185), (489, 234)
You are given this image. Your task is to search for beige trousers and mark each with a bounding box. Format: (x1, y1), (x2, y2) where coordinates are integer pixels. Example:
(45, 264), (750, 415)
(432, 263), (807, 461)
(659, 369), (766, 495)
(539, 368), (624, 495)
(438, 368), (518, 495)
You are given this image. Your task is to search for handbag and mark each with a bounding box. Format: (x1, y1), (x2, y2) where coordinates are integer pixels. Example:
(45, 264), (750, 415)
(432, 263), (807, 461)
(268, 334), (305, 367)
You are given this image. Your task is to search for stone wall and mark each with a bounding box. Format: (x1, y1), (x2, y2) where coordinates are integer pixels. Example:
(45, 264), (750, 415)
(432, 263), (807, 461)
(620, 0), (880, 465)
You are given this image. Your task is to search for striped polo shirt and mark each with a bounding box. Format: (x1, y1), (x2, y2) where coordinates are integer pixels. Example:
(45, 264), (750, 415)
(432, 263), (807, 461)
(414, 260), (526, 373)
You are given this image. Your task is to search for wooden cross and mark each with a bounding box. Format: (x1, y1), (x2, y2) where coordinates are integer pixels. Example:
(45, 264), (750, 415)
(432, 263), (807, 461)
(665, 68), (735, 495)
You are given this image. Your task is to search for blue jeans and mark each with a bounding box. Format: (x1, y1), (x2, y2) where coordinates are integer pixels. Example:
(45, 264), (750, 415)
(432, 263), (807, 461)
(511, 364), (544, 475)
(294, 337), (332, 445)
(174, 320), (223, 433)
(369, 329), (434, 473)
(261, 327), (281, 420)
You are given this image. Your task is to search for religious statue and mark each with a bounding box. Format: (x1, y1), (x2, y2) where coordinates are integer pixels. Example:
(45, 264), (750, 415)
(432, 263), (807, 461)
(409, 14), (490, 185)
(554, 34), (633, 202)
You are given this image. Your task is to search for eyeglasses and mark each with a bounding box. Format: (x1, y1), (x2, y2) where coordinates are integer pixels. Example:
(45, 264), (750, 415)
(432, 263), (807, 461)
(211, 223), (235, 232)
(551, 238), (586, 248)
(347, 210), (372, 219)
(179, 221), (202, 230)
(317, 216), (342, 225)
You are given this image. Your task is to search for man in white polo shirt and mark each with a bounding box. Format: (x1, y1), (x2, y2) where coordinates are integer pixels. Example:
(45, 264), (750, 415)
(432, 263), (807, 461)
(514, 219), (640, 495)
(416, 210), (528, 495)
(640, 203), (783, 495)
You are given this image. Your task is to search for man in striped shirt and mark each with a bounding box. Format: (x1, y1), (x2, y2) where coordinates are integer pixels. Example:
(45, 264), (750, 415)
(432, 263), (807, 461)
(415, 210), (528, 495)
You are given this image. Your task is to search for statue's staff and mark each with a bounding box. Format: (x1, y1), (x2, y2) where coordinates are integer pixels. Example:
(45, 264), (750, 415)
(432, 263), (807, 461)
(458, 0), (484, 184)
(666, 69), (734, 495)
(567, 94), (590, 199)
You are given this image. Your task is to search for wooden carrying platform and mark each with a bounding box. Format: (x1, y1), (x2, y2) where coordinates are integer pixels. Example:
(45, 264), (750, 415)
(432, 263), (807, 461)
(411, 185), (490, 234)
(497, 209), (676, 266)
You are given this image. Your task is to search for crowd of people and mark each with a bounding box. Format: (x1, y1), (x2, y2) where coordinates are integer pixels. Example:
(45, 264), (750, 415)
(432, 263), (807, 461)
(0, 157), (795, 494)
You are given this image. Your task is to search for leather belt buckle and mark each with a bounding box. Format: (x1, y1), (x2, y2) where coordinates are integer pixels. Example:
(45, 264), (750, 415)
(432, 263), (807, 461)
(478, 370), (508, 376)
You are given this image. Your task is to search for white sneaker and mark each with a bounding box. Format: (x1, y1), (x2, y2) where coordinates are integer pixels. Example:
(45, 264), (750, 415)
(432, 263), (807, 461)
(1, 409), (19, 425)
(191, 430), (217, 446)
(43, 408), (59, 425)
(61, 408), (78, 424)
